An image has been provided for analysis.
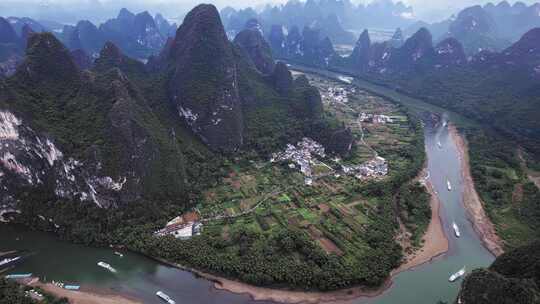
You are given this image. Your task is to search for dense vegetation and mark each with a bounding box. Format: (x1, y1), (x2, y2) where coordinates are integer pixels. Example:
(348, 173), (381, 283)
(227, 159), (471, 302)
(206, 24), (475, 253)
(396, 183), (431, 246)
(10, 74), (428, 291)
(458, 241), (540, 304)
(466, 128), (540, 248)
(363, 66), (540, 161)
(0, 278), (68, 304)
(320, 54), (540, 249)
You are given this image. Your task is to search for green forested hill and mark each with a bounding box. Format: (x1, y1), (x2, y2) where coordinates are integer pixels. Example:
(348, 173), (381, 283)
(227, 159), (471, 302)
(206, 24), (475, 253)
(458, 241), (540, 304)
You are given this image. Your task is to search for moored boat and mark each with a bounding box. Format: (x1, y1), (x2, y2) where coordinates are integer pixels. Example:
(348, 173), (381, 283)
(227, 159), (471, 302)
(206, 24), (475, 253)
(0, 256), (21, 268)
(156, 291), (176, 304)
(452, 222), (461, 238)
(449, 267), (466, 282)
(64, 285), (80, 290)
(5, 273), (32, 279)
(447, 180), (452, 191)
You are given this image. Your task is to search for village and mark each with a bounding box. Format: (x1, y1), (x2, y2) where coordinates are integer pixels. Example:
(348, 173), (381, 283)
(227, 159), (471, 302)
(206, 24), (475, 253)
(154, 72), (408, 245)
(271, 137), (389, 186)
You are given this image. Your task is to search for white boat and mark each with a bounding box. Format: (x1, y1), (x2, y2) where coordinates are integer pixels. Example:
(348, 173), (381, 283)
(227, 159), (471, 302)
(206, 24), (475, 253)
(0, 256), (21, 267)
(447, 180), (452, 191)
(114, 251), (124, 258)
(437, 141), (442, 148)
(97, 261), (117, 273)
(156, 291), (176, 304)
(452, 222), (461, 238)
(449, 267), (466, 282)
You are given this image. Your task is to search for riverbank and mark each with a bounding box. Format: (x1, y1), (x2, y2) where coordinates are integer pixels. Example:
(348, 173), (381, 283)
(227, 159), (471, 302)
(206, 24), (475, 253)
(24, 278), (142, 304)
(158, 257), (391, 304)
(449, 125), (504, 257)
(153, 168), (450, 304)
(394, 176), (449, 274)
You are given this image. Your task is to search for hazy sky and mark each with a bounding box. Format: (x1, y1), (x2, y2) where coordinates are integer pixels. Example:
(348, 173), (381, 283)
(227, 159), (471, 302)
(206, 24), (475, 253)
(1, 0), (538, 23)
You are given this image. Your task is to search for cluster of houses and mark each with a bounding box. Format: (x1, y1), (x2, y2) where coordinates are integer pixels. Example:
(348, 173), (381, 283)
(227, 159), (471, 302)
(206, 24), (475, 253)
(154, 212), (203, 240)
(359, 112), (394, 124)
(318, 81), (356, 105)
(271, 137), (389, 185)
(341, 156), (389, 179)
(271, 138), (326, 185)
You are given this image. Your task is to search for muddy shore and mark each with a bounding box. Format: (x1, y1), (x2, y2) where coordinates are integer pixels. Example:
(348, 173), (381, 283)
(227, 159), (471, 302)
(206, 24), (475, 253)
(449, 125), (504, 257)
(24, 278), (142, 304)
(393, 176), (449, 274)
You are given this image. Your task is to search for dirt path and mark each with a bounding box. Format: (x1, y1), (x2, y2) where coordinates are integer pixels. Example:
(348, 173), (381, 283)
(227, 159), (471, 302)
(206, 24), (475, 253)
(449, 125), (504, 256)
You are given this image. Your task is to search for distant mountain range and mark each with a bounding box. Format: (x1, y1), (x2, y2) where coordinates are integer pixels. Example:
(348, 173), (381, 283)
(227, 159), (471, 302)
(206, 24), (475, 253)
(220, 0), (415, 45)
(407, 1), (540, 55)
(338, 26), (540, 154)
(0, 8), (177, 68)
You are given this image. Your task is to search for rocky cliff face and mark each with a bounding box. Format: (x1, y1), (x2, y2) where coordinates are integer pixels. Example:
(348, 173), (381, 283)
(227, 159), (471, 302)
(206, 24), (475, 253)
(234, 19), (275, 75)
(167, 4), (244, 152)
(501, 27), (540, 65)
(470, 27), (540, 76)
(1, 4), (347, 214)
(350, 30), (371, 71)
(446, 5), (506, 55)
(268, 25), (286, 58)
(388, 27), (435, 72)
(1, 33), (187, 209)
(155, 13), (178, 38)
(0, 17), (20, 45)
(0, 108), (128, 209)
(390, 28), (404, 48)
(271, 61), (293, 95)
(0, 17), (23, 63)
(434, 38), (467, 67)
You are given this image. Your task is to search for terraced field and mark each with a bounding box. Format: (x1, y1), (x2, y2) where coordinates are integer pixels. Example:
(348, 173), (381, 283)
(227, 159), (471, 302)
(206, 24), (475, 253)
(196, 72), (426, 259)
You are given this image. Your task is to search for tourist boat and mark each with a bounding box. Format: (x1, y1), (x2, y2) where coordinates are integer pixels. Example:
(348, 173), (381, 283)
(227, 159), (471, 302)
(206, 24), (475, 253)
(453, 222), (461, 238)
(97, 261), (117, 273)
(447, 180), (452, 191)
(64, 285), (80, 290)
(5, 273), (32, 279)
(114, 251), (124, 258)
(0, 256), (21, 268)
(156, 291), (176, 304)
(449, 267), (466, 282)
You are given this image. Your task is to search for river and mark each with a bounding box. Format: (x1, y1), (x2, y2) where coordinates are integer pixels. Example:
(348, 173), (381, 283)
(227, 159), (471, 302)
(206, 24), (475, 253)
(0, 68), (494, 304)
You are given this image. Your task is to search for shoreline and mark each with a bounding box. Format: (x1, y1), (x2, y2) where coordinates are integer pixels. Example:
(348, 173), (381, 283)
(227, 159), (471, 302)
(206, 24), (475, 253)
(152, 165), (449, 304)
(23, 278), (142, 304)
(393, 174), (449, 275)
(448, 124), (504, 257)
